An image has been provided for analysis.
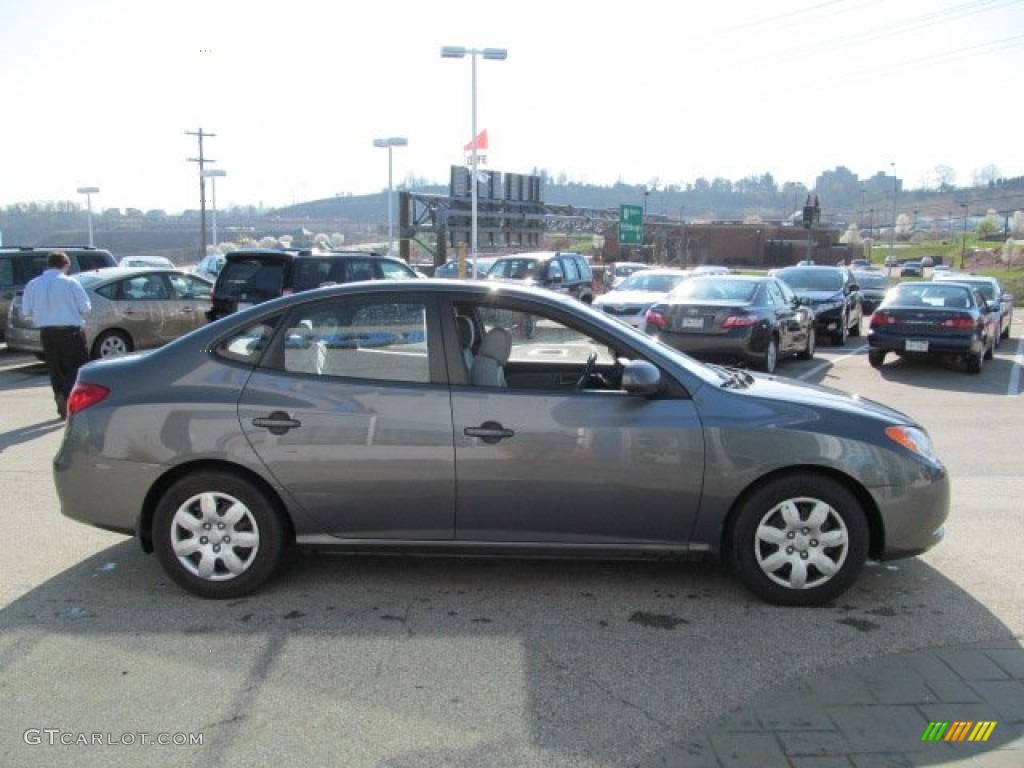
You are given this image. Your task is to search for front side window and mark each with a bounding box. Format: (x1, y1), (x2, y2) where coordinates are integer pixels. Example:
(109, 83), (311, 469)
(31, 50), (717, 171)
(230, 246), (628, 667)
(217, 317), (280, 364)
(169, 273), (212, 299)
(280, 299), (430, 383)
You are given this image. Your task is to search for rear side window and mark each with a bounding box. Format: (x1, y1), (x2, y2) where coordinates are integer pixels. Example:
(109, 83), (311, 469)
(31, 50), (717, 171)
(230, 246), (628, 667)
(74, 251), (116, 271)
(561, 257), (579, 282)
(279, 299), (430, 383)
(293, 260), (334, 291)
(379, 260), (416, 280)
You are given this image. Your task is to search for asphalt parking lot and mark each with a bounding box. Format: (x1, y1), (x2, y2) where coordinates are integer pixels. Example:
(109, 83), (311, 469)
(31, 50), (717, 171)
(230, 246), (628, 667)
(1, 327), (1022, 768)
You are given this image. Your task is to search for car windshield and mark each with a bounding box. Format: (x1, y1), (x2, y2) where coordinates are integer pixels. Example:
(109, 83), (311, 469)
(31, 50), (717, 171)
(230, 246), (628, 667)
(617, 271), (689, 293)
(946, 280), (995, 300)
(668, 277), (758, 302)
(853, 272), (888, 288)
(777, 269), (843, 292)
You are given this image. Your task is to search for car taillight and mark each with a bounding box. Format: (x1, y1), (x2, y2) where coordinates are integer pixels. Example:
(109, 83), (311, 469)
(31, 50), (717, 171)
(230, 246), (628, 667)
(940, 316), (978, 330)
(871, 311), (898, 327)
(645, 307), (667, 330)
(721, 314), (757, 328)
(67, 383), (110, 415)
(282, 288), (294, 296)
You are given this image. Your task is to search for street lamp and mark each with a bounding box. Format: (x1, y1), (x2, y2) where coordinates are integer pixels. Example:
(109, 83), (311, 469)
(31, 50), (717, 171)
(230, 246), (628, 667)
(201, 169), (226, 251)
(441, 45), (508, 277)
(76, 186), (100, 247)
(372, 137), (408, 257)
(889, 162), (897, 264)
(960, 203), (969, 267)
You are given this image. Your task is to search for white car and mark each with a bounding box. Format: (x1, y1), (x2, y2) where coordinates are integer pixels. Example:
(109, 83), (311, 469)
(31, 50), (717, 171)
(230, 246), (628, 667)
(593, 268), (692, 329)
(119, 255), (177, 270)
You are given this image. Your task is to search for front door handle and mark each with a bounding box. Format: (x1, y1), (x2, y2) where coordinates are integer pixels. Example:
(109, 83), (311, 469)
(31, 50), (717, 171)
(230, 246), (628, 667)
(464, 421), (515, 444)
(252, 411), (301, 435)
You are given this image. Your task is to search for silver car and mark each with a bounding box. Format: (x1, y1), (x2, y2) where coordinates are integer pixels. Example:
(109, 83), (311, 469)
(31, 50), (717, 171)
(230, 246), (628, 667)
(7, 267), (212, 359)
(593, 267), (692, 329)
(55, 280), (949, 605)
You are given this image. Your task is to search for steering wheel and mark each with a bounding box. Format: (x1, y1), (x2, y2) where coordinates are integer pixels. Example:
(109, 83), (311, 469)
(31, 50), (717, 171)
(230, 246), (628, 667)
(576, 351), (598, 390)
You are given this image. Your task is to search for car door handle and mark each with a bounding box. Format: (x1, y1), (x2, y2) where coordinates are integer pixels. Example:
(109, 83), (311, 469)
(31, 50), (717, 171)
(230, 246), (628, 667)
(252, 411), (301, 435)
(464, 421), (515, 444)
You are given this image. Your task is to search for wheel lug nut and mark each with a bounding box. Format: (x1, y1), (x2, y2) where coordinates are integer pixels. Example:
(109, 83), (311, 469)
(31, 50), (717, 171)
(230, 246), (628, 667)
(787, 532), (796, 539)
(213, 544), (220, 553)
(223, 536), (230, 544)
(786, 546), (794, 554)
(811, 539), (819, 547)
(199, 536), (208, 545)
(218, 523), (225, 530)
(800, 552), (809, 560)
(203, 523), (212, 530)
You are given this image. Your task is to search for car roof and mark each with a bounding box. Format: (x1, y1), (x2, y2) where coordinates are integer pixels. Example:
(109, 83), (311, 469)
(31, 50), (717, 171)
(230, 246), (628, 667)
(74, 266), (185, 284)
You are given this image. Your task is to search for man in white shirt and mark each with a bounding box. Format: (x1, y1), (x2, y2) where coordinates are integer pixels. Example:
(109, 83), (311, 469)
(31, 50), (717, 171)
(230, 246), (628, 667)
(22, 251), (92, 419)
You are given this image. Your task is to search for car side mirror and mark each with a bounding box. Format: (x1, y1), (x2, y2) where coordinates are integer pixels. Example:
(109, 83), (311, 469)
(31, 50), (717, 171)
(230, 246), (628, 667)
(549, 274), (563, 284)
(848, 283), (860, 293)
(621, 360), (661, 395)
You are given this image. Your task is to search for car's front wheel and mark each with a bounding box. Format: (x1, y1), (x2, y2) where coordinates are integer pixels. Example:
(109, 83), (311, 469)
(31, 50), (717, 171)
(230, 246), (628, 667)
(831, 313), (848, 346)
(153, 471), (287, 599)
(797, 327), (815, 360)
(729, 475), (869, 606)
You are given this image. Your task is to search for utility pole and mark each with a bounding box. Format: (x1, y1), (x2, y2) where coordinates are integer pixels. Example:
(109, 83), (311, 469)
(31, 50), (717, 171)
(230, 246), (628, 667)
(186, 128), (216, 259)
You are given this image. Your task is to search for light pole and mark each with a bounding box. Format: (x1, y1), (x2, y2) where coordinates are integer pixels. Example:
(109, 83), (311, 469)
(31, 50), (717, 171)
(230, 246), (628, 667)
(441, 45), (507, 277)
(960, 203), (969, 268)
(889, 162), (897, 264)
(76, 186), (99, 247)
(372, 137), (408, 257)
(201, 169), (226, 251)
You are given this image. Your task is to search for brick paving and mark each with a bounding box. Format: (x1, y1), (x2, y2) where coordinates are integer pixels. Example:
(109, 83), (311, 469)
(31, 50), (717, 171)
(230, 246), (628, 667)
(640, 639), (1024, 767)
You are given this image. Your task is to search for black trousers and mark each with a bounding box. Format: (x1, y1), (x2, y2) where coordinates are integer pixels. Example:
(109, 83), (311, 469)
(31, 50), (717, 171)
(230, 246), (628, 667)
(40, 326), (90, 401)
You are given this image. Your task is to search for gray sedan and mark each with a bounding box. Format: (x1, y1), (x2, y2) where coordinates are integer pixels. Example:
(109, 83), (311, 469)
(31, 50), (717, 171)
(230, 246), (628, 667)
(55, 280), (949, 606)
(7, 267), (212, 359)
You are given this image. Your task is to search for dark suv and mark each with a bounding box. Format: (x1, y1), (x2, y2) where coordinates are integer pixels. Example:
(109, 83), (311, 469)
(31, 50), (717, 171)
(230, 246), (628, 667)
(773, 265), (863, 345)
(486, 251), (595, 303)
(207, 249), (419, 321)
(0, 245), (117, 340)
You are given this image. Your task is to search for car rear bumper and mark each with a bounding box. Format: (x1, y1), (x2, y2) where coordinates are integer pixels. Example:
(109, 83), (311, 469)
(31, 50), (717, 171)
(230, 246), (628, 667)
(5, 324), (42, 354)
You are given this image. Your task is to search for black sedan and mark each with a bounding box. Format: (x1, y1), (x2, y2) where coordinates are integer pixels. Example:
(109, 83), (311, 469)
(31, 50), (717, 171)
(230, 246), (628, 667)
(852, 269), (891, 314)
(867, 281), (996, 373)
(643, 275), (815, 373)
(772, 265), (863, 345)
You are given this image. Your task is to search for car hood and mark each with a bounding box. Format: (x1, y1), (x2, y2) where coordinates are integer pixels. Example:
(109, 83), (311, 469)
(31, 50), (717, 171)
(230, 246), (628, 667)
(792, 289), (845, 302)
(741, 371), (913, 425)
(595, 290), (665, 305)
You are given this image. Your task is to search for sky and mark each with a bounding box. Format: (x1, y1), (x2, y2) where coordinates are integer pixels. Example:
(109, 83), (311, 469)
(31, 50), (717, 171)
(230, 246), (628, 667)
(2, 0), (1022, 214)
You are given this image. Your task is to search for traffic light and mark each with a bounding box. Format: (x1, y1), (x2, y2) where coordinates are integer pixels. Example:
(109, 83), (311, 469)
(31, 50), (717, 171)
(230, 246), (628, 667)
(802, 205), (815, 228)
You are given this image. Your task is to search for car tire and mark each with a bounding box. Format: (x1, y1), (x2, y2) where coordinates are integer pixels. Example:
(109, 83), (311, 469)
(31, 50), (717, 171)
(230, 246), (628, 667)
(848, 310), (861, 337)
(729, 474), (869, 606)
(984, 335), (994, 360)
(797, 327), (815, 360)
(153, 471), (287, 599)
(1001, 322), (1010, 341)
(831, 313), (848, 346)
(868, 349), (886, 368)
(966, 347), (983, 374)
(760, 337), (779, 373)
(92, 330), (133, 359)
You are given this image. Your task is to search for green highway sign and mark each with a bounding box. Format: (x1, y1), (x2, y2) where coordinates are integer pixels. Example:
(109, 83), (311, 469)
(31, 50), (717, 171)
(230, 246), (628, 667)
(619, 204), (643, 245)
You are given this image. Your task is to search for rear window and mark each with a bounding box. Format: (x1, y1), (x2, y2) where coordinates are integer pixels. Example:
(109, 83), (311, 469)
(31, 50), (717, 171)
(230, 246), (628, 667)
(218, 260), (286, 299)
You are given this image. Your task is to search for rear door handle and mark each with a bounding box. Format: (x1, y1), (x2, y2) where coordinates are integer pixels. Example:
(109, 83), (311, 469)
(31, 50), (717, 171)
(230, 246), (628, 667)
(252, 411), (301, 435)
(464, 421), (515, 444)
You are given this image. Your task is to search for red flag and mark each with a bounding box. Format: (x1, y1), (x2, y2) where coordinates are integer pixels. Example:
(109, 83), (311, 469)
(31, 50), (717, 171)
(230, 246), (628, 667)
(463, 129), (488, 151)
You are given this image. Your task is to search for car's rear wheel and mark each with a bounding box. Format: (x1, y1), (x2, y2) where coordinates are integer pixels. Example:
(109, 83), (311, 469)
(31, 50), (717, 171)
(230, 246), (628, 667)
(729, 475), (868, 606)
(868, 349), (886, 368)
(760, 337), (779, 373)
(153, 471), (287, 599)
(92, 330), (133, 359)
(966, 347), (983, 374)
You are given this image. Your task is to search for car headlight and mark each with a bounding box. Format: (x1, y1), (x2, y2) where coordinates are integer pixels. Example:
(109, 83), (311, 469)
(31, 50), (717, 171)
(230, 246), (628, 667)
(884, 426), (939, 463)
